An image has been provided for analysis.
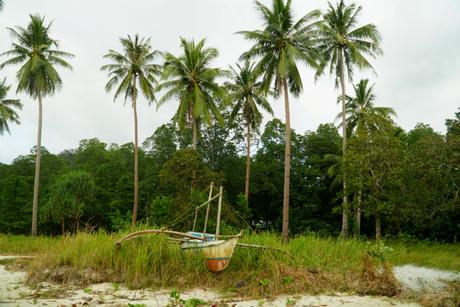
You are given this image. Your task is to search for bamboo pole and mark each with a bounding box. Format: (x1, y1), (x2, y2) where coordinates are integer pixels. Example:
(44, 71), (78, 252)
(114, 229), (206, 248)
(216, 186), (223, 237)
(192, 208), (198, 232)
(203, 182), (214, 234)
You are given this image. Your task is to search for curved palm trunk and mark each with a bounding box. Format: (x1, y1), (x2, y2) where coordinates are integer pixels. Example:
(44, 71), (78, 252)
(132, 77), (139, 226)
(282, 80), (291, 244)
(339, 49), (349, 239)
(31, 94), (43, 237)
(245, 121), (251, 200)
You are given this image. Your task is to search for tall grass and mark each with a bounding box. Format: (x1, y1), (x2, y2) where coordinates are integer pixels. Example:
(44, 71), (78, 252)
(1, 231), (459, 297)
(21, 232), (392, 295)
(0, 234), (57, 255)
(388, 241), (460, 271)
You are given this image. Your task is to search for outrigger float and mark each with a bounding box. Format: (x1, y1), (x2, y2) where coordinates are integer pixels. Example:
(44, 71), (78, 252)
(115, 183), (241, 272)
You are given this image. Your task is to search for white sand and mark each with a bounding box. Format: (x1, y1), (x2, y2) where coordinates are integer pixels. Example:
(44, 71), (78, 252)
(2, 255), (446, 306)
(393, 264), (460, 292)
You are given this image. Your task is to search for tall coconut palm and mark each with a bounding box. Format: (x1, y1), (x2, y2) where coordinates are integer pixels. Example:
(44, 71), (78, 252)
(0, 15), (73, 236)
(338, 79), (395, 136)
(316, 0), (382, 238)
(0, 78), (22, 135)
(157, 38), (226, 149)
(101, 34), (160, 226)
(226, 61), (274, 200)
(238, 0), (321, 243)
(337, 78), (395, 236)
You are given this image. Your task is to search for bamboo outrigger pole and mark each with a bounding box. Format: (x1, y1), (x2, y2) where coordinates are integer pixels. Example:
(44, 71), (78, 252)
(216, 185), (223, 237)
(203, 182), (214, 234)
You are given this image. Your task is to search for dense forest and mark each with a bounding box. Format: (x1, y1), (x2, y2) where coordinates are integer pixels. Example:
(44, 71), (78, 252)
(0, 0), (459, 244)
(1, 108), (459, 241)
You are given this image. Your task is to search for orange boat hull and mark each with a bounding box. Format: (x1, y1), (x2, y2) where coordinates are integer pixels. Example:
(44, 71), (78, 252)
(206, 258), (230, 272)
(181, 237), (238, 272)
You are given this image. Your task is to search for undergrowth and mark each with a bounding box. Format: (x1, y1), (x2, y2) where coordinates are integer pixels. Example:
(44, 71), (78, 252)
(19, 231), (400, 298)
(1, 231), (459, 300)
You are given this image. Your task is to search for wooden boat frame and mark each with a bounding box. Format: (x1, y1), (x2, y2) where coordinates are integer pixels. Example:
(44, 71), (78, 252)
(115, 183), (241, 272)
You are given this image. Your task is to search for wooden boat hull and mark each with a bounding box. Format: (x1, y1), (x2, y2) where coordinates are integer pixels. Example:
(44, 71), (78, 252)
(181, 237), (238, 272)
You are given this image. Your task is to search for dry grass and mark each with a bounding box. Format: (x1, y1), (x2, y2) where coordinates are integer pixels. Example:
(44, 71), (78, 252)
(20, 231), (402, 299)
(1, 231), (458, 302)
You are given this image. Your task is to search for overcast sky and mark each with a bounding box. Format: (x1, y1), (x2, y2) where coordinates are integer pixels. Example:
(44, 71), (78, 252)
(0, 0), (459, 163)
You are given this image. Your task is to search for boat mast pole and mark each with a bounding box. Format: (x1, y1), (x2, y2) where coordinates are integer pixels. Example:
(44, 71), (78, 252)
(216, 186), (223, 237)
(203, 182), (214, 234)
(192, 208), (198, 232)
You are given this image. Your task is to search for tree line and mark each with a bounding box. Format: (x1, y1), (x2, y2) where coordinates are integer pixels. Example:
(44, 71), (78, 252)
(0, 0), (458, 241)
(0, 109), (459, 241)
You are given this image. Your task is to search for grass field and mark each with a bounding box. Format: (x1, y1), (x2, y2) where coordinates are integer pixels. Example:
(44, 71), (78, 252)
(0, 231), (459, 298)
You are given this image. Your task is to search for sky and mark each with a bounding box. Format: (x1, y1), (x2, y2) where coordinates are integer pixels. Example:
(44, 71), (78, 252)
(0, 0), (459, 163)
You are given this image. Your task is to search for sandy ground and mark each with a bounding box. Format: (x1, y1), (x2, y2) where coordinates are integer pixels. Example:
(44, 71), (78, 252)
(2, 254), (457, 306)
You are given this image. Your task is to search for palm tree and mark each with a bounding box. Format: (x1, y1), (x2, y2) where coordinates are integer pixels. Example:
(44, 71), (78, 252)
(316, 0), (382, 238)
(157, 38), (226, 149)
(101, 34), (160, 226)
(238, 0), (321, 243)
(337, 78), (395, 236)
(226, 61), (273, 200)
(339, 79), (395, 136)
(0, 78), (22, 135)
(0, 15), (73, 236)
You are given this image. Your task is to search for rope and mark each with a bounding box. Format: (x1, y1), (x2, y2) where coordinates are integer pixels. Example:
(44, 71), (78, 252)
(162, 183), (254, 232)
(223, 198), (253, 230)
(165, 183), (213, 229)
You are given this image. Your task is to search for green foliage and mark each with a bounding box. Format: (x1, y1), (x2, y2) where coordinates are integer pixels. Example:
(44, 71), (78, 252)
(0, 108), (459, 241)
(157, 38), (227, 148)
(101, 34), (160, 104)
(316, 0), (382, 83)
(42, 171), (95, 233)
(238, 0), (321, 95)
(146, 196), (173, 227)
(0, 78), (21, 135)
(226, 61), (273, 130)
(160, 148), (222, 194)
(0, 14), (74, 98)
(168, 289), (185, 306)
(340, 79), (396, 137)
(5, 232), (455, 297)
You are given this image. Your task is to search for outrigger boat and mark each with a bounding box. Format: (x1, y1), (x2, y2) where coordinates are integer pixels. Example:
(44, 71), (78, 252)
(115, 183), (242, 272)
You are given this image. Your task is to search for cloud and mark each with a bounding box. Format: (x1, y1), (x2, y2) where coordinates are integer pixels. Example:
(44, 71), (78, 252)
(0, 0), (459, 163)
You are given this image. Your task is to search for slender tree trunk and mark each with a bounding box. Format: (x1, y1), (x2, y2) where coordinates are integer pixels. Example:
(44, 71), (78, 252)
(339, 48), (349, 239)
(76, 217), (80, 233)
(61, 217), (65, 236)
(245, 121), (251, 200)
(132, 76), (139, 226)
(356, 189), (362, 237)
(375, 214), (381, 240)
(191, 111), (197, 189)
(31, 94), (43, 237)
(282, 80), (291, 244)
(192, 115), (197, 150)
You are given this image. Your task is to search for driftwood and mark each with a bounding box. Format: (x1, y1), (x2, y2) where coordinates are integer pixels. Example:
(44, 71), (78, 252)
(236, 242), (296, 260)
(114, 229), (207, 247)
